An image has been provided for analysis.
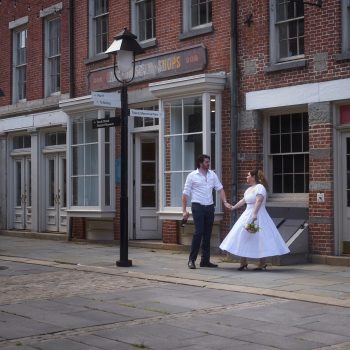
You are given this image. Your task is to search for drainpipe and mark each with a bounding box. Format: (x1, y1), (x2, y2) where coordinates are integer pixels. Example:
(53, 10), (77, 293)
(67, 0), (75, 241)
(230, 0), (239, 224)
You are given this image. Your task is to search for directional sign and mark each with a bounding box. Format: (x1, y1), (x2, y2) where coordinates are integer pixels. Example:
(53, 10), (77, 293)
(130, 109), (164, 118)
(91, 91), (121, 108)
(92, 117), (120, 129)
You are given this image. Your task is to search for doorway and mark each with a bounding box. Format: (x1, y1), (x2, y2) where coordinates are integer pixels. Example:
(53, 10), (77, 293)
(134, 133), (160, 239)
(13, 156), (32, 230)
(341, 133), (350, 254)
(45, 153), (67, 232)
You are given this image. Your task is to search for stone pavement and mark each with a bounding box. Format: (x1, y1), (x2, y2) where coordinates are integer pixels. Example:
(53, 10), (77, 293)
(1, 235), (350, 349)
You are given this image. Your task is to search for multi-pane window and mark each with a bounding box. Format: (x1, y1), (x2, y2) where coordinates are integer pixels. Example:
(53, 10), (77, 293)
(71, 112), (99, 206)
(67, 109), (114, 212)
(135, 0), (155, 41)
(275, 0), (304, 60)
(191, 0), (212, 28)
(46, 17), (61, 95)
(341, 0), (350, 54)
(163, 95), (217, 207)
(13, 135), (31, 149)
(270, 113), (309, 193)
(13, 28), (27, 101)
(45, 132), (66, 146)
(133, 106), (159, 128)
(92, 0), (108, 55)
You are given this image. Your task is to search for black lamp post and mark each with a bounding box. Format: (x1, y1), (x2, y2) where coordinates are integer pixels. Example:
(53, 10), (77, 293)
(105, 28), (144, 267)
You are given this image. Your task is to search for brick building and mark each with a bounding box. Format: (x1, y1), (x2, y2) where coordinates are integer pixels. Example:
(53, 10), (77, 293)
(0, 0), (349, 260)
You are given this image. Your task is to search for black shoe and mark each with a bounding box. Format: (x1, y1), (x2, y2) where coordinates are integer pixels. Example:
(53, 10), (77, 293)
(188, 260), (196, 269)
(237, 264), (248, 271)
(200, 261), (218, 268)
(253, 264), (267, 271)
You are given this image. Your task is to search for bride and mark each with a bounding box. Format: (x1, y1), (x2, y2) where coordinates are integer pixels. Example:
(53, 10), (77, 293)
(220, 169), (290, 271)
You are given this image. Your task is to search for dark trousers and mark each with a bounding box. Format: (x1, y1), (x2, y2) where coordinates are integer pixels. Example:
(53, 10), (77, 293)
(189, 203), (215, 262)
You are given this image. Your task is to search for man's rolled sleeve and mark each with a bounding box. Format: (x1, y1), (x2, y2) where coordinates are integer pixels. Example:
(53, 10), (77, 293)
(183, 174), (192, 197)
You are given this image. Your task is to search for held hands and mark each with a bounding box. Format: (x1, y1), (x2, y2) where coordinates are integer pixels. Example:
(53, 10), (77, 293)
(224, 201), (235, 211)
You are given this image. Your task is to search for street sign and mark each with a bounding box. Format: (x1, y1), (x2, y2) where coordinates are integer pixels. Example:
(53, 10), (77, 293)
(92, 117), (120, 129)
(129, 109), (164, 118)
(91, 91), (121, 108)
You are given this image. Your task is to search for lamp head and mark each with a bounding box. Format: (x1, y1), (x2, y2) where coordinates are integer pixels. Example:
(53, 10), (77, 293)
(105, 28), (144, 83)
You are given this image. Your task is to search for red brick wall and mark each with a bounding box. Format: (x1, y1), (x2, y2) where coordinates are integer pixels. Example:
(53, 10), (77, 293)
(162, 220), (178, 244)
(72, 218), (86, 239)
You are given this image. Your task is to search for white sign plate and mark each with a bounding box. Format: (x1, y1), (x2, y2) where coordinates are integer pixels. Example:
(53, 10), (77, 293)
(92, 91), (121, 108)
(130, 109), (164, 118)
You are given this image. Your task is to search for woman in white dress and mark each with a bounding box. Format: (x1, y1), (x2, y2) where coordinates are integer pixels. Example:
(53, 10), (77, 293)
(220, 169), (290, 271)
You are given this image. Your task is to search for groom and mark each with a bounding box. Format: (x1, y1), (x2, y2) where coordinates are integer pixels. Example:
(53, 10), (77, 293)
(181, 154), (231, 269)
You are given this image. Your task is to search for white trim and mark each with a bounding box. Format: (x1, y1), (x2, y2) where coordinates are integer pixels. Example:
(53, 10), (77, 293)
(246, 78), (350, 110)
(9, 16), (28, 29)
(149, 72), (227, 98)
(40, 2), (63, 18)
(0, 110), (67, 132)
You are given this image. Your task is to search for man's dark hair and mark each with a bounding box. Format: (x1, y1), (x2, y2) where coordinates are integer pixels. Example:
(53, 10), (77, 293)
(196, 154), (210, 169)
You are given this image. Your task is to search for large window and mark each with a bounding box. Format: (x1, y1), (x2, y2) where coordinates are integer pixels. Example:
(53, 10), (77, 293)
(269, 112), (309, 193)
(13, 27), (27, 102)
(89, 0), (109, 57)
(269, 0), (304, 66)
(181, 0), (213, 39)
(163, 95), (217, 207)
(134, 0), (155, 42)
(45, 17), (61, 95)
(68, 109), (114, 212)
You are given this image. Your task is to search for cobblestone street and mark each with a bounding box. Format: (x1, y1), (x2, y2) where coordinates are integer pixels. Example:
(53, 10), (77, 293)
(1, 236), (350, 349)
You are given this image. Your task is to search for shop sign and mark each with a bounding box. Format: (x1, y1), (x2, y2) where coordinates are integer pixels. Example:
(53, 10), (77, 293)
(91, 91), (121, 107)
(129, 109), (164, 118)
(89, 44), (207, 91)
(92, 117), (120, 129)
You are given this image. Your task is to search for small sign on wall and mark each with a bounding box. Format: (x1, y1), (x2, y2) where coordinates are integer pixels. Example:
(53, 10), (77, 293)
(340, 105), (350, 124)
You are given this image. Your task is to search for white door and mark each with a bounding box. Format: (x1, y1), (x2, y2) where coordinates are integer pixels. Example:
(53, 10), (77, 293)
(342, 134), (350, 254)
(45, 153), (67, 232)
(13, 157), (32, 230)
(134, 134), (160, 239)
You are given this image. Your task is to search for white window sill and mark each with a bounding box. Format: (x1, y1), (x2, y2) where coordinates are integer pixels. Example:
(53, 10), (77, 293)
(67, 209), (115, 218)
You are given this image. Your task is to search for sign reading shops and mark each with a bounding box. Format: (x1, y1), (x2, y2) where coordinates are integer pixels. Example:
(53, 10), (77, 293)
(89, 45), (207, 91)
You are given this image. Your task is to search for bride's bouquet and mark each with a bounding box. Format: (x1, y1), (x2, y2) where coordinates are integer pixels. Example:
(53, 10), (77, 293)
(245, 220), (260, 234)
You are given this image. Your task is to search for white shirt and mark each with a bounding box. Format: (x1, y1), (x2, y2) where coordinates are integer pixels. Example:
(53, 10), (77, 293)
(183, 169), (223, 205)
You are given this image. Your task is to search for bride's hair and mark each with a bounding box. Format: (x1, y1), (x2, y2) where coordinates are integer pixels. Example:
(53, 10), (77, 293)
(250, 169), (269, 191)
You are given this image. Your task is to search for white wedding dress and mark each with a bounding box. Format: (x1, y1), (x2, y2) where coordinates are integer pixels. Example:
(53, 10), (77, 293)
(220, 184), (290, 258)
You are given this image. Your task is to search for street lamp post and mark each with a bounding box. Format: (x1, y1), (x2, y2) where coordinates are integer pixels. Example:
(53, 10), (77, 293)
(105, 28), (144, 267)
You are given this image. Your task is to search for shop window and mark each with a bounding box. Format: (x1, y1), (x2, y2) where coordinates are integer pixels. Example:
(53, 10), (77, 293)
(13, 27), (27, 102)
(180, 0), (213, 39)
(163, 94), (217, 207)
(269, 112), (309, 193)
(13, 135), (31, 149)
(45, 17), (61, 96)
(132, 0), (156, 46)
(89, 0), (108, 57)
(67, 109), (115, 214)
(268, 0), (305, 70)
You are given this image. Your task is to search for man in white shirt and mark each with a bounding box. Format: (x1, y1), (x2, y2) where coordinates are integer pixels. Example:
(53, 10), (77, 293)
(182, 154), (231, 269)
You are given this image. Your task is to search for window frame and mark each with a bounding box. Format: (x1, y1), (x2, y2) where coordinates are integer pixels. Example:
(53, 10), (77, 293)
(88, 0), (109, 58)
(180, 0), (213, 40)
(267, 0), (306, 72)
(65, 106), (116, 217)
(340, 0), (350, 55)
(131, 0), (156, 47)
(12, 26), (27, 103)
(45, 16), (61, 96)
(263, 110), (309, 207)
